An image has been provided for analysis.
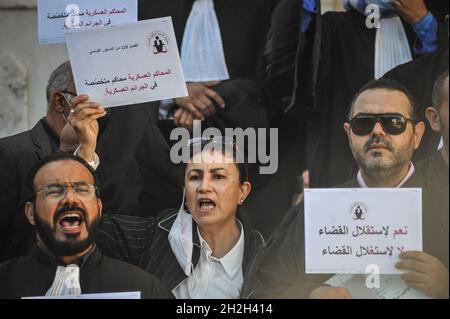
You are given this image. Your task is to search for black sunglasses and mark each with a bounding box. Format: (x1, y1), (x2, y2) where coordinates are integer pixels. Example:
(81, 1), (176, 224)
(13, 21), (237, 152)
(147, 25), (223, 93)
(349, 113), (414, 136)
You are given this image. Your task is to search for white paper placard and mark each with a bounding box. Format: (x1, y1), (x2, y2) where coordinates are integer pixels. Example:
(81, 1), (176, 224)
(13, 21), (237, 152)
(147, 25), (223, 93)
(37, 0), (138, 44)
(305, 188), (422, 274)
(66, 17), (188, 108)
(23, 291), (141, 299)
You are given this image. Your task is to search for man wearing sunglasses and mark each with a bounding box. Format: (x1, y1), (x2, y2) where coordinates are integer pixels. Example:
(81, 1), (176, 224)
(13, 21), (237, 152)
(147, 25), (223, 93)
(343, 79), (425, 188)
(0, 152), (171, 299)
(244, 78), (448, 299)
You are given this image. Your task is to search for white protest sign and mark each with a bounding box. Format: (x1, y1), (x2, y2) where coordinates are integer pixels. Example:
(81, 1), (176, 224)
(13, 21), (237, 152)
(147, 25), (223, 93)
(23, 291), (141, 299)
(305, 188), (422, 274)
(66, 18), (188, 108)
(37, 0), (138, 44)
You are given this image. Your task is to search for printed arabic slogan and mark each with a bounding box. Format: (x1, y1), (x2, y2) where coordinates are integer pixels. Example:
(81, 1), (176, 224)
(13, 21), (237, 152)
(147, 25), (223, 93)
(37, 0), (138, 44)
(65, 17), (188, 108)
(304, 188), (422, 274)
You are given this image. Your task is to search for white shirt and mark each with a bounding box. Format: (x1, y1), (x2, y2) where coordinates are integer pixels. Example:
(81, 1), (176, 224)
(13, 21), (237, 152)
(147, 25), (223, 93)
(172, 222), (245, 299)
(181, 0), (230, 82)
(74, 146), (100, 170)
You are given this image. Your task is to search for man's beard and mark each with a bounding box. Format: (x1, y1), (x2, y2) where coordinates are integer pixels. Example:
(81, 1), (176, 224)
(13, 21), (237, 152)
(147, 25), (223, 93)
(353, 135), (413, 175)
(34, 203), (99, 257)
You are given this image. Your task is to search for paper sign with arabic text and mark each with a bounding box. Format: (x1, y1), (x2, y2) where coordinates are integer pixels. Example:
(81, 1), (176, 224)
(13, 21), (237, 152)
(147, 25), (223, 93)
(38, 0), (137, 44)
(66, 17), (188, 108)
(305, 188), (422, 274)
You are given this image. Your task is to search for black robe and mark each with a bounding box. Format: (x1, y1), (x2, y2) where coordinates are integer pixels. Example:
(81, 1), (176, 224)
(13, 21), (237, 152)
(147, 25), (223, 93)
(0, 245), (171, 299)
(242, 172), (449, 298)
(138, 0), (279, 131)
(287, 9), (447, 188)
(385, 48), (449, 160)
(415, 150), (449, 187)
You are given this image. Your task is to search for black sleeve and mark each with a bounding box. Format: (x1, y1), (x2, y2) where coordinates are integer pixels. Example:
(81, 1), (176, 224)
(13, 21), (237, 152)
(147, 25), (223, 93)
(244, 204), (330, 298)
(204, 77), (271, 132)
(0, 144), (20, 258)
(142, 276), (175, 299)
(96, 214), (157, 266)
(284, 7), (331, 121)
(264, 0), (302, 118)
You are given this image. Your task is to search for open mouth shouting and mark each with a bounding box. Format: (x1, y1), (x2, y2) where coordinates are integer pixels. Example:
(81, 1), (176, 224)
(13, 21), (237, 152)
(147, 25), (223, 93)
(197, 198), (217, 213)
(56, 210), (86, 234)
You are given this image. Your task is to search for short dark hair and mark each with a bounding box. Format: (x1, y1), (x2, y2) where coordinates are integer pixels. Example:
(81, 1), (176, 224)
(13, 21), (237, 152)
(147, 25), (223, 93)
(183, 139), (249, 185)
(348, 78), (418, 121)
(432, 70), (449, 110)
(25, 152), (99, 202)
(45, 61), (76, 104)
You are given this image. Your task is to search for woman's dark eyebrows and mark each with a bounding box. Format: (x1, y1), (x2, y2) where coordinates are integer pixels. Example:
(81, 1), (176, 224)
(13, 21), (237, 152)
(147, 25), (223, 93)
(188, 167), (228, 174)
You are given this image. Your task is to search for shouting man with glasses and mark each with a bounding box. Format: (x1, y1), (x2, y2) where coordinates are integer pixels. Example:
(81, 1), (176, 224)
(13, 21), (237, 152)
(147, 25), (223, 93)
(243, 78), (449, 299)
(0, 152), (170, 299)
(0, 61), (79, 262)
(0, 60), (182, 263)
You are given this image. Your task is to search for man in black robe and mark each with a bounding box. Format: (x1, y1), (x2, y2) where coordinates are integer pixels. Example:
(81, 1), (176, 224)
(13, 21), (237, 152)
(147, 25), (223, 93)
(0, 62), (181, 262)
(286, 0), (448, 188)
(0, 153), (170, 299)
(243, 79), (449, 299)
(416, 70), (449, 186)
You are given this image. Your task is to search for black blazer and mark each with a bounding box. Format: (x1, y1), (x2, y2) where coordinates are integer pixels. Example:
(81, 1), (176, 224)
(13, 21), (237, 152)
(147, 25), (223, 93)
(97, 209), (265, 296)
(0, 120), (53, 261)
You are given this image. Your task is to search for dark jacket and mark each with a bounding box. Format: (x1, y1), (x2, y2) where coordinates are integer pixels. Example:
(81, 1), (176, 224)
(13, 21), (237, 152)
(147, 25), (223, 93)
(96, 209), (265, 296)
(0, 245), (171, 299)
(415, 150), (449, 187)
(242, 172), (449, 298)
(0, 120), (53, 262)
(385, 48), (449, 160)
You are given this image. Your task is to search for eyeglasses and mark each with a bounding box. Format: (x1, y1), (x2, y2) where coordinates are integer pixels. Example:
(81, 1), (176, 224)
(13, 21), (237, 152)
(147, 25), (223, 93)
(35, 182), (98, 203)
(58, 91), (112, 123)
(59, 91), (77, 106)
(58, 91), (77, 124)
(349, 113), (414, 136)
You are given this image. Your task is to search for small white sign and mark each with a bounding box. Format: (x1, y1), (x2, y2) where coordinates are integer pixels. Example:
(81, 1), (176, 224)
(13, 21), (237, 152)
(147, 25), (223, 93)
(66, 17), (188, 108)
(305, 188), (422, 274)
(37, 0), (138, 44)
(23, 291), (141, 299)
